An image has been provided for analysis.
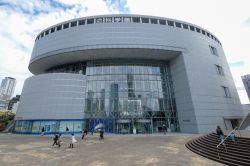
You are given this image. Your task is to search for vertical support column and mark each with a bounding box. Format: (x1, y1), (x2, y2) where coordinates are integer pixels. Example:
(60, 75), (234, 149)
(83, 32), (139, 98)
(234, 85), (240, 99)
(151, 117), (153, 134)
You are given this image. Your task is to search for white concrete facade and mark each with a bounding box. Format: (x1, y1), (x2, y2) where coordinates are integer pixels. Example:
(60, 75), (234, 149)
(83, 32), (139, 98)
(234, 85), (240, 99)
(16, 14), (244, 133)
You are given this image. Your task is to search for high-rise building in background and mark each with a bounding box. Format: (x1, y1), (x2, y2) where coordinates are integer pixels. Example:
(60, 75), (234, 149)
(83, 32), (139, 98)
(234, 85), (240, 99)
(242, 74), (250, 101)
(0, 77), (16, 100)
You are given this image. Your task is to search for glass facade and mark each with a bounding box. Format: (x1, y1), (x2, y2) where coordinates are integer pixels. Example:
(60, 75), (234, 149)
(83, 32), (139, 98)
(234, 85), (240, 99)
(15, 60), (179, 134)
(47, 62), (86, 75)
(14, 120), (84, 134)
(85, 60), (179, 133)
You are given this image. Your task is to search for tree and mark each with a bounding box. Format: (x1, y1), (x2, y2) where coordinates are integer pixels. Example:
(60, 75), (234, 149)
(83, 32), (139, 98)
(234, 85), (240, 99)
(0, 111), (15, 131)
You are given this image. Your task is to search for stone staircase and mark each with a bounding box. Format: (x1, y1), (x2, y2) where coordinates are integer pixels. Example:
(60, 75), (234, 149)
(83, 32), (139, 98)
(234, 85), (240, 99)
(185, 133), (250, 166)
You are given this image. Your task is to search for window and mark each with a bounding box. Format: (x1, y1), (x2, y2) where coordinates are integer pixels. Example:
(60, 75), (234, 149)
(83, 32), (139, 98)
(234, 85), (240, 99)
(209, 45), (218, 56)
(96, 18), (103, 23)
(189, 26), (195, 31)
(159, 19), (166, 25)
(79, 20), (85, 25)
(57, 25), (62, 31)
(222, 86), (231, 97)
(51, 27), (55, 33)
(175, 22), (182, 28)
(63, 23), (69, 29)
(123, 17), (131, 22)
(151, 18), (158, 24)
(167, 20), (174, 26)
(211, 35), (214, 40)
(141, 18), (149, 23)
(132, 17), (140, 23)
(215, 65), (224, 75)
(196, 28), (201, 33)
(207, 32), (211, 37)
(183, 24), (189, 29)
(41, 33), (44, 38)
(45, 30), (49, 35)
(202, 30), (206, 35)
(114, 17), (122, 22)
(71, 21), (77, 27)
(87, 19), (94, 24)
(104, 17), (112, 23)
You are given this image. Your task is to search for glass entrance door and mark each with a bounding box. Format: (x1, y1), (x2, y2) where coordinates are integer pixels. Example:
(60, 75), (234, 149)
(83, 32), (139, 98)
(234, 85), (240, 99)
(134, 119), (151, 134)
(115, 119), (131, 134)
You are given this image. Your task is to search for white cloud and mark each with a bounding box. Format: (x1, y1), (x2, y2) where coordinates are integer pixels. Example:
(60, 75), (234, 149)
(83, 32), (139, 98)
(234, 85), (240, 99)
(0, 0), (111, 97)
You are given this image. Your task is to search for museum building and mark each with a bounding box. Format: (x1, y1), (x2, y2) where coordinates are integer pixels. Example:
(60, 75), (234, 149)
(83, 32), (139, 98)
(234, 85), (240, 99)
(14, 14), (244, 134)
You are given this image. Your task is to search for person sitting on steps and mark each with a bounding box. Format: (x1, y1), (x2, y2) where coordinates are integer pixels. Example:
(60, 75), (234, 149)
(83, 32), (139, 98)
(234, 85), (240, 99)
(216, 126), (225, 145)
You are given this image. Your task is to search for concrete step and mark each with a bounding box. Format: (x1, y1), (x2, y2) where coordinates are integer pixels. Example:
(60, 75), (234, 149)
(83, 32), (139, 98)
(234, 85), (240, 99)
(200, 137), (250, 154)
(185, 133), (250, 166)
(194, 139), (250, 161)
(186, 141), (244, 166)
(202, 136), (250, 150)
(189, 141), (250, 165)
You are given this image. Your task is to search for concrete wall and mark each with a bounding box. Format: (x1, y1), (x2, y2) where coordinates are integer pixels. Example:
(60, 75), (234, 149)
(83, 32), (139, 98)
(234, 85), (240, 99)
(16, 73), (86, 120)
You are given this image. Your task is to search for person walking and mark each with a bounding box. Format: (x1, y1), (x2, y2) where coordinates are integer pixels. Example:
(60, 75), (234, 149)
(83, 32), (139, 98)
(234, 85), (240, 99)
(69, 134), (77, 148)
(84, 128), (88, 136)
(216, 126), (225, 145)
(81, 129), (85, 139)
(52, 134), (59, 147)
(41, 127), (45, 136)
(99, 128), (104, 140)
(162, 124), (167, 135)
(81, 128), (88, 139)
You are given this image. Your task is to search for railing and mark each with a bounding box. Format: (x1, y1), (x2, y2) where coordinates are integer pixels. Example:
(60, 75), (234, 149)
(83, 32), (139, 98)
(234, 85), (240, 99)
(216, 127), (239, 159)
(3, 120), (15, 133)
(216, 112), (250, 149)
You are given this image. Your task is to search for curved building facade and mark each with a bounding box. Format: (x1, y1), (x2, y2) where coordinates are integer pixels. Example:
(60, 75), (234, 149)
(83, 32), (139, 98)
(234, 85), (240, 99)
(15, 14), (244, 134)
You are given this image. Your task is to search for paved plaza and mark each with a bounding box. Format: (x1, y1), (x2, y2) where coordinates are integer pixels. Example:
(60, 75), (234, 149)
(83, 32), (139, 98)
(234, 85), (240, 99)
(0, 133), (222, 166)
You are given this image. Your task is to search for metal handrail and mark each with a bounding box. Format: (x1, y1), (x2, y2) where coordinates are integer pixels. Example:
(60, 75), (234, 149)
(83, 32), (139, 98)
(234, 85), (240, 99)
(216, 127), (239, 159)
(216, 127), (238, 148)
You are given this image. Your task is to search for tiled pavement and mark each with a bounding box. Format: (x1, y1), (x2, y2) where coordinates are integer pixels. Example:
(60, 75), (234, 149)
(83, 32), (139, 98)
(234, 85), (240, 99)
(0, 133), (223, 166)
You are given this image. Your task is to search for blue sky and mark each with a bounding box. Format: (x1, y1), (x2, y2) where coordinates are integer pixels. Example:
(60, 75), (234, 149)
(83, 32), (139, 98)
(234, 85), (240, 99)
(0, 0), (249, 103)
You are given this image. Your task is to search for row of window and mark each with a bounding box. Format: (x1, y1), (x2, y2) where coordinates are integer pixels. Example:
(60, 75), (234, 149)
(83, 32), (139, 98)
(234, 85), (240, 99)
(35, 16), (221, 45)
(209, 45), (230, 97)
